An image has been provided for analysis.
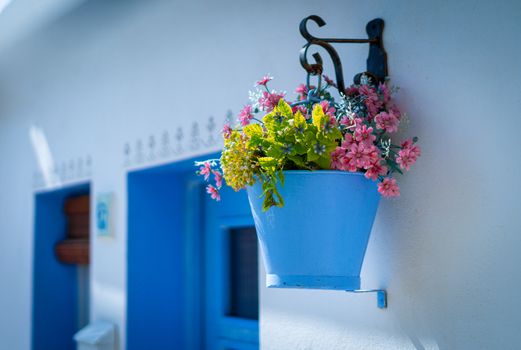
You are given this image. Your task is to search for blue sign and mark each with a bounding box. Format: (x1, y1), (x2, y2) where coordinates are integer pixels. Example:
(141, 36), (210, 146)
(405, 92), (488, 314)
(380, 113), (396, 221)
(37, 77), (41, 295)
(96, 193), (112, 237)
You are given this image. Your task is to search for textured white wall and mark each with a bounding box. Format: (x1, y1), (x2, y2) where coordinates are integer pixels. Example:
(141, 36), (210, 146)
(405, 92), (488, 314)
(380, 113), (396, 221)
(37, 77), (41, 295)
(0, 0), (520, 349)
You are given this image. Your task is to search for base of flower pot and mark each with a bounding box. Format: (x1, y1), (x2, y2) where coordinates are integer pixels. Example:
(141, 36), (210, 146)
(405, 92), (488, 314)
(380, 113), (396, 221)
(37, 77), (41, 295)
(266, 274), (361, 290)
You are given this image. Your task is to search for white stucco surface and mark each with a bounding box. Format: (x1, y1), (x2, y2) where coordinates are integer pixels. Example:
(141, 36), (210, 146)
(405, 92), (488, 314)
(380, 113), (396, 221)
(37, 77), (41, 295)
(0, 0), (520, 349)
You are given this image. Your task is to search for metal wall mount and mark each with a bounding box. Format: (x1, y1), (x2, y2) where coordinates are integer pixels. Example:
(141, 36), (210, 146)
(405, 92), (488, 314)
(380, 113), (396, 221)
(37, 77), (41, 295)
(347, 289), (387, 309)
(299, 15), (388, 92)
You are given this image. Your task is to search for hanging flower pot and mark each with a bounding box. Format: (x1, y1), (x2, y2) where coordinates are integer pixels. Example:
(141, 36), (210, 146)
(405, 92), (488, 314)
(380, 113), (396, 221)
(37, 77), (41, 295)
(196, 72), (420, 290)
(246, 170), (380, 290)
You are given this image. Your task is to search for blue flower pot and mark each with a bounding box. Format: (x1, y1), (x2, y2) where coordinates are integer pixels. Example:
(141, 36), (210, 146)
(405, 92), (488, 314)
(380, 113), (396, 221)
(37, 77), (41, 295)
(246, 170), (381, 290)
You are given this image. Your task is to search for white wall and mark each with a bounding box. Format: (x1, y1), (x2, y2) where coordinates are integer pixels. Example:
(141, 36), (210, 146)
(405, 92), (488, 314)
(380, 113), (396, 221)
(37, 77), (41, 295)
(0, 0), (86, 52)
(0, 0), (520, 349)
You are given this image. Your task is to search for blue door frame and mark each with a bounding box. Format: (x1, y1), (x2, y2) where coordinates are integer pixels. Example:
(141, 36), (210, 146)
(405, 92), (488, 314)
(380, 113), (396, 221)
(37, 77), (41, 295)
(127, 153), (259, 349)
(32, 182), (90, 350)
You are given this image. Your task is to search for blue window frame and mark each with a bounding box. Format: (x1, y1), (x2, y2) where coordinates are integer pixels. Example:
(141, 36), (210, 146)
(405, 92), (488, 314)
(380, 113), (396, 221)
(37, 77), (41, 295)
(204, 187), (259, 350)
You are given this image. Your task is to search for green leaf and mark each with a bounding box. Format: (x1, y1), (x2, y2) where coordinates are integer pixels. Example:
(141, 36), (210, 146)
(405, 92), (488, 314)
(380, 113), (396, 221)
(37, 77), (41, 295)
(307, 149), (319, 162)
(243, 123), (263, 138)
(288, 154), (307, 168)
(258, 157), (278, 168)
(329, 128), (343, 142)
(293, 111), (307, 132)
(315, 155), (331, 169)
(265, 143), (283, 159)
(293, 143), (307, 155)
(277, 170), (285, 186)
(244, 123), (264, 148)
(277, 99), (293, 118)
(387, 159), (404, 175)
(262, 191), (275, 211)
(311, 103), (326, 130)
(274, 189), (284, 208)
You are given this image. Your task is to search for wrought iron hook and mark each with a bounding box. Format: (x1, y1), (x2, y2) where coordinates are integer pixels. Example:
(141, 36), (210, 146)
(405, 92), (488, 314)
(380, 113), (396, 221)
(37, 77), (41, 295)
(298, 15), (388, 93)
(300, 15), (378, 44)
(300, 40), (347, 93)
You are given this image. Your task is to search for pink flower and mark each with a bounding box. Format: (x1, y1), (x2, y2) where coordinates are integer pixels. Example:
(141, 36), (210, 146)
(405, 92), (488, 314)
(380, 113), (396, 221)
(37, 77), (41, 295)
(292, 105), (309, 118)
(359, 85), (382, 118)
(396, 149), (416, 171)
(354, 125), (376, 146)
(330, 147), (346, 170)
(364, 160), (388, 180)
(410, 145), (421, 159)
(401, 139), (421, 159)
(401, 139), (413, 149)
(199, 162), (212, 180)
(397, 139), (421, 170)
(340, 116), (351, 128)
(222, 123), (232, 138)
(295, 84), (315, 100)
(328, 115), (337, 128)
(387, 103), (401, 118)
(320, 100), (336, 117)
(206, 184), (221, 201)
(295, 84), (307, 95)
(344, 86), (359, 96)
(341, 133), (356, 149)
(378, 82), (391, 103)
(359, 85), (376, 97)
(259, 91), (286, 112)
(295, 84), (315, 95)
(378, 177), (400, 197)
(365, 144), (381, 166)
(256, 74), (273, 86)
(375, 111), (400, 133)
(212, 170), (223, 188)
(340, 116), (362, 130)
(323, 74), (336, 87)
(340, 153), (358, 172)
(238, 105), (253, 126)
(348, 143), (373, 169)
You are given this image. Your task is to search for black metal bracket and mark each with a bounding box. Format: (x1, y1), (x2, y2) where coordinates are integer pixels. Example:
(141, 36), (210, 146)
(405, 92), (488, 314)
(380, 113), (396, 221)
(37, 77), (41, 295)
(299, 15), (388, 93)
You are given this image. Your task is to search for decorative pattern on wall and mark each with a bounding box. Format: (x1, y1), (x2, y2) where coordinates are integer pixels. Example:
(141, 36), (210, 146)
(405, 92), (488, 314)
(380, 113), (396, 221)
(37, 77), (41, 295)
(33, 155), (93, 190)
(32, 113), (231, 190)
(123, 113), (230, 169)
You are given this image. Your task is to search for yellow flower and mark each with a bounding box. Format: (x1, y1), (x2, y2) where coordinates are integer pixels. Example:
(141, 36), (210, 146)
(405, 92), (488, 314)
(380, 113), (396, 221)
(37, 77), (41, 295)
(220, 130), (256, 191)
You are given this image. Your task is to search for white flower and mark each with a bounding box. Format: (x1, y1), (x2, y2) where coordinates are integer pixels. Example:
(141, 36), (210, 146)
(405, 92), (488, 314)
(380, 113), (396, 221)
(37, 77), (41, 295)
(380, 138), (391, 159)
(360, 74), (371, 86)
(248, 89), (263, 110)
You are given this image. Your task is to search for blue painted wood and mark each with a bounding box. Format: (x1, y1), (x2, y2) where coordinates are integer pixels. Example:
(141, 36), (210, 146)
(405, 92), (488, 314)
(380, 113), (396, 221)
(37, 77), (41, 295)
(247, 170), (381, 290)
(183, 178), (205, 349)
(127, 169), (188, 349)
(218, 338), (260, 350)
(205, 185), (259, 350)
(32, 182), (90, 350)
(128, 152), (257, 349)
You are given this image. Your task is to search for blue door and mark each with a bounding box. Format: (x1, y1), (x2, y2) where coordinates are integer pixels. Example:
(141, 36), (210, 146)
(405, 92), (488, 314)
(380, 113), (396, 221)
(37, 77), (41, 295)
(127, 157), (259, 349)
(204, 185), (260, 350)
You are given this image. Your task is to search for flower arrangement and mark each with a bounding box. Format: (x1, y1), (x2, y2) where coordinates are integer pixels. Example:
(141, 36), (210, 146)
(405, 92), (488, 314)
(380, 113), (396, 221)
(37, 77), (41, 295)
(196, 74), (420, 210)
